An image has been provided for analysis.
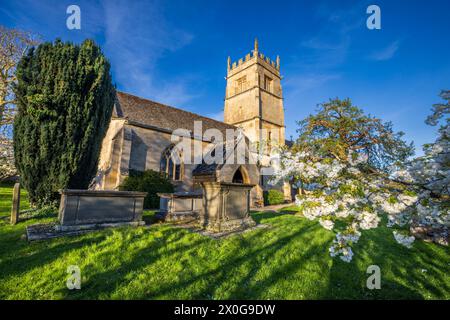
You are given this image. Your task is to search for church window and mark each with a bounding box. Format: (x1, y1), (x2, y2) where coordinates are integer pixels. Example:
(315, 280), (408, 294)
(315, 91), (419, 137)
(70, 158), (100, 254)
(160, 145), (183, 181)
(264, 75), (273, 92)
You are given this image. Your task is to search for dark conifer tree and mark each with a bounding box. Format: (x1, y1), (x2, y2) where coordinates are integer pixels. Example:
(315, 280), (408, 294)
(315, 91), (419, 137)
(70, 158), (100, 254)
(13, 39), (115, 206)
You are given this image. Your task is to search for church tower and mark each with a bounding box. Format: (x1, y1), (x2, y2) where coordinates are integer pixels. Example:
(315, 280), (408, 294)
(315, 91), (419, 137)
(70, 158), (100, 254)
(224, 39), (285, 153)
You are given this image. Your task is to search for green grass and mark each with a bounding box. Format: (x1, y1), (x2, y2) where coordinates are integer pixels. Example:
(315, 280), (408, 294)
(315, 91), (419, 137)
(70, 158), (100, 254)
(0, 181), (30, 214)
(0, 182), (449, 299)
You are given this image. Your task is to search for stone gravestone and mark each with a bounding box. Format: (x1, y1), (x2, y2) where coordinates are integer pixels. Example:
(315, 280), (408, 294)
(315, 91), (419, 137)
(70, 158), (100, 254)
(10, 182), (20, 225)
(199, 181), (256, 232)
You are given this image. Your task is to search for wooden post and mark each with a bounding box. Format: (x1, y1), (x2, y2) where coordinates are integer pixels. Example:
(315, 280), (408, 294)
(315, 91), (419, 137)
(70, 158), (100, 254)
(10, 182), (20, 225)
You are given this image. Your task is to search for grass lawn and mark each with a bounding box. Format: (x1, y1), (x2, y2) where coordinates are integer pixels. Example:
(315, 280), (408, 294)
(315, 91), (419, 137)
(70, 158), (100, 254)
(0, 182), (449, 299)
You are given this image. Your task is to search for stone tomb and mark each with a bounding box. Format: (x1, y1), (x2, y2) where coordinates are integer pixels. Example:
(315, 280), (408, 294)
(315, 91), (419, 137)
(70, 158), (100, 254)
(58, 189), (147, 230)
(156, 191), (202, 222)
(157, 179), (256, 233)
(156, 137), (259, 232)
(199, 181), (256, 232)
(26, 189), (147, 240)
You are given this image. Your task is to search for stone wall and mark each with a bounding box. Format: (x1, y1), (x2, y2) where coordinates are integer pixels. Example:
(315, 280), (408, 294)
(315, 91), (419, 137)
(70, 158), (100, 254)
(95, 121), (264, 204)
(93, 119), (126, 190)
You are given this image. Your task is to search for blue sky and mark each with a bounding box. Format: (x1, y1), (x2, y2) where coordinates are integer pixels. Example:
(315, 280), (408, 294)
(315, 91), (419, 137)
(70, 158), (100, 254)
(1, 0), (449, 155)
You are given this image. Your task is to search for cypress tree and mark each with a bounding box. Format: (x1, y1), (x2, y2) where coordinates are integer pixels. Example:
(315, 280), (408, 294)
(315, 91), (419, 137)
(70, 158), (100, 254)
(13, 39), (115, 206)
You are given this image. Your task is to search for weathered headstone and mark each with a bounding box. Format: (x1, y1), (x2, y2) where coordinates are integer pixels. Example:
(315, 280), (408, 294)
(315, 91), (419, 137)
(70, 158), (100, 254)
(199, 181), (256, 232)
(10, 182), (20, 225)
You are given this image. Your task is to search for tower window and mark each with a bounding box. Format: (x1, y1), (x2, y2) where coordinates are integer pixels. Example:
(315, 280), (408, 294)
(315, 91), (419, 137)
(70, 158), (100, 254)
(268, 131), (272, 153)
(264, 75), (272, 92)
(235, 76), (247, 94)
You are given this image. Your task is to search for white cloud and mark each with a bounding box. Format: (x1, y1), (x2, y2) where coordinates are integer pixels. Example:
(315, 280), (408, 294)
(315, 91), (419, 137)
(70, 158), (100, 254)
(101, 0), (195, 106)
(369, 41), (400, 61)
(294, 4), (365, 70)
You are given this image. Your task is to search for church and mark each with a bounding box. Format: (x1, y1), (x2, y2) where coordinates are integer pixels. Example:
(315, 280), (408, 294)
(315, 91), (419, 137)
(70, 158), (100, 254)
(93, 40), (292, 206)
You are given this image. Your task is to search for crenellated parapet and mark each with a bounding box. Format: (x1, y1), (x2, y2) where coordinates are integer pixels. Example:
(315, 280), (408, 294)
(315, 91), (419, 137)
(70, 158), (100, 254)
(227, 38), (280, 76)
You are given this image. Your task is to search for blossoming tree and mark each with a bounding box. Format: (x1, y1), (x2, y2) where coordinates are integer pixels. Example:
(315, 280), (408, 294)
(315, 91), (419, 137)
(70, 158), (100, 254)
(0, 135), (16, 180)
(273, 96), (449, 262)
(393, 90), (449, 244)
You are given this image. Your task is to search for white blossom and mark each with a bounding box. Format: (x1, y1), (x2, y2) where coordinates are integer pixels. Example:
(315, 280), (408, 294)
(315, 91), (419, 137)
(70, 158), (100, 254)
(393, 231), (415, 248)
(357, 211), (380, 230)
(319, 218), (334, 230)
(274, 124), (449, 262)
(0, 137), (17, 181)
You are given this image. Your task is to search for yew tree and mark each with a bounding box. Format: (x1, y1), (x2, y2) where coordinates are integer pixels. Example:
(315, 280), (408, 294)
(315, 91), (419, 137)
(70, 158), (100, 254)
(13, 39), (115, 206)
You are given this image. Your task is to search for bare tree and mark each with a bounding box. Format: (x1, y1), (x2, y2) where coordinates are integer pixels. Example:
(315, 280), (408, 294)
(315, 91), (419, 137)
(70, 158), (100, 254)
(0, 26), (39, 181)
(0, 25), (39, 134)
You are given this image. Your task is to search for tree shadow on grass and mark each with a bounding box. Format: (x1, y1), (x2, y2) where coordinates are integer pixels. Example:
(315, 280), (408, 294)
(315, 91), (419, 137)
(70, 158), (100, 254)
(58, 226), (212, 299)
(0, 234), (106, 282)
(223, 238), (330, 299)
(32, 210), (448, 300)
(188, 223), (324, 300)
(61, 212), (332, 299)
(325, 224), (450, 299)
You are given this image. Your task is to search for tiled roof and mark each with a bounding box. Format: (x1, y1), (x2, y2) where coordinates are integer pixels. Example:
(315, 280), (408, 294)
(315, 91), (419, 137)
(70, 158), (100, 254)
(192, 139), (250, 176)
(192, 142), (231, 176)
(114, 91), (237, 136)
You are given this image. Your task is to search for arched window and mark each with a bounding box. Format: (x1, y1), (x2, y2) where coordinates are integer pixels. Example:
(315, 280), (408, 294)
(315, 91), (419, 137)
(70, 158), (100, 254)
(160, 145), (183, 181)
(232, 166), (249, 184)
(232, 169), (244, 183)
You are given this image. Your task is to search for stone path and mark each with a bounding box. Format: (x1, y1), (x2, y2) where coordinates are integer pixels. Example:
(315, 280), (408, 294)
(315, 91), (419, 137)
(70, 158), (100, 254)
(253, 202), (295, 212)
